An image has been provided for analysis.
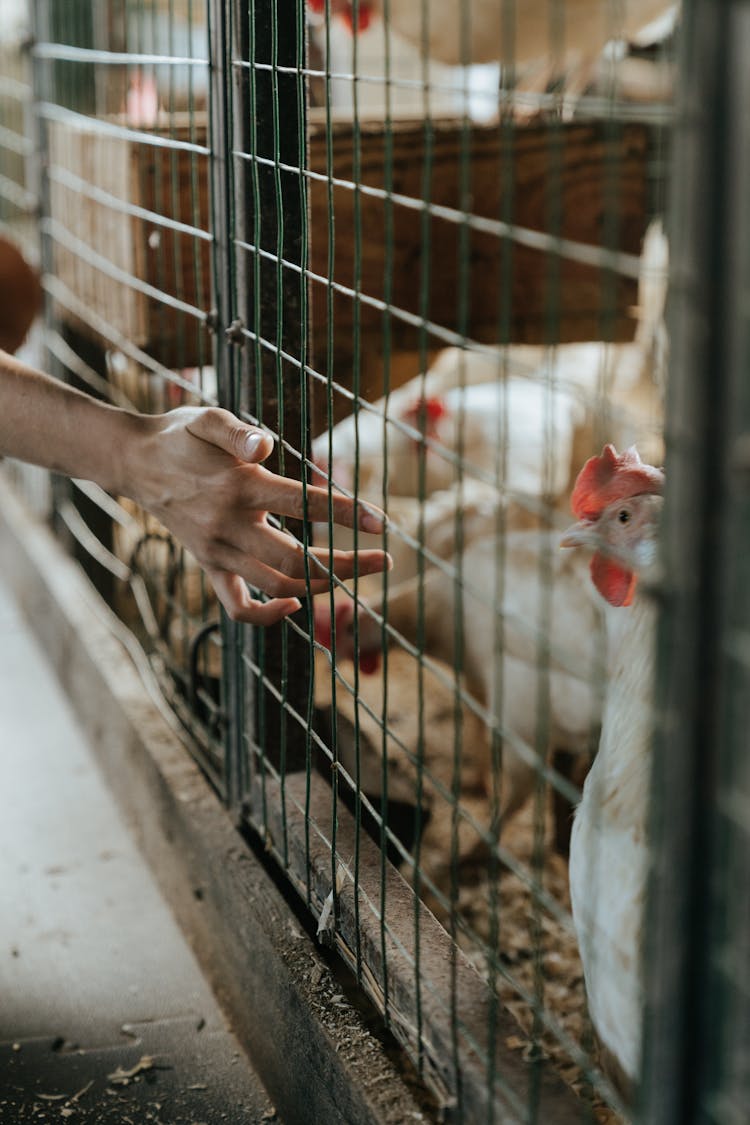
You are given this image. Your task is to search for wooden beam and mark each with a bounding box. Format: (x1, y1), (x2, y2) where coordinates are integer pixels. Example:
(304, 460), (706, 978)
(308, 115), (650, 369)
(252, 770), (588, 1123)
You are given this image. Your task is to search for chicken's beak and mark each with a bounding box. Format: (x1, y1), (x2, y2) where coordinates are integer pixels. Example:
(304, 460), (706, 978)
(560, 519), (599, 549)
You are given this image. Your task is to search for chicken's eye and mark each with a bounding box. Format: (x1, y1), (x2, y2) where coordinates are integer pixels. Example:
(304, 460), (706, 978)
(618, 509), (631, 524)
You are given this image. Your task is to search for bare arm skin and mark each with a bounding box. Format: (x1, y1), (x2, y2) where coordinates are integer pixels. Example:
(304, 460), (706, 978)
(0, 349), (391, 625)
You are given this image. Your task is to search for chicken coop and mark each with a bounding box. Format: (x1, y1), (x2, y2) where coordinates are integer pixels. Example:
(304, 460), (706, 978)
(0, 0), (748, 1122)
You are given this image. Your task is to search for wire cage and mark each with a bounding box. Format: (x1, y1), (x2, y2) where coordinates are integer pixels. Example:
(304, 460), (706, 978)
(1, 0), (748, 1122)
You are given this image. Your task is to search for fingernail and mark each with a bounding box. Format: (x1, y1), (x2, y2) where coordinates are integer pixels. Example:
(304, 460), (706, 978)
(360, 507), (386, 533)
(243, 431), (265, 459)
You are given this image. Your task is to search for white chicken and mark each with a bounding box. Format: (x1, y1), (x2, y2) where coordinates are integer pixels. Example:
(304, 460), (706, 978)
(317, 518), (608, 825)
(312, 374), (585, 507)
(560, 443), (664, 1089)
(315, 645), (492, 892)
(313, 0), (677, 71)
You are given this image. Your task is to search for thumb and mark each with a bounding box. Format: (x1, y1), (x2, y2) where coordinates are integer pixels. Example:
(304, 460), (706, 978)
(185, 406), (274, 464)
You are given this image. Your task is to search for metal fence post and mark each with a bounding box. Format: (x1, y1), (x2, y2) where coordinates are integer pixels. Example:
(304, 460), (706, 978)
(233, 0), (311, 790)
(642, 1), (750, 1120)
(207, 0), (247, 812)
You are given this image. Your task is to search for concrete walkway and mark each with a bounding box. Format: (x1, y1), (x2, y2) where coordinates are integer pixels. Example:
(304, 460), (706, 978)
(0, 569), (278, 1123)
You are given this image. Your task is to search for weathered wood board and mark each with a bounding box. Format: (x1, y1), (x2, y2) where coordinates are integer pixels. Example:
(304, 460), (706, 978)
(307, 113), (651, 366)
(47, 112), (651, 370)
(47, 116), (212, 369)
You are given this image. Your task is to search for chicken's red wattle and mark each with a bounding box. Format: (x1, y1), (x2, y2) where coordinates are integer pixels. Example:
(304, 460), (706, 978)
(590, 553), (636, 608)
(359, 650), (381, 674)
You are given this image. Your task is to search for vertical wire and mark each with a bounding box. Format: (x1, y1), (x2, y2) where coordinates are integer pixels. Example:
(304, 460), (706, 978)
(167, 0), (187, 373)
(526, 3), (566, 1117)
(322, 0), (340, 936)
(410, 0), (435, 1079)
(448, 1), (472, 1114)
(485, 0), (517, 1111)
(349, 0), (364, 984)
(247, 0), (269, 830)
(589, 10), (629, 1106)
(378, 0), (394, 1030)
(210, 0), (244, 806)
(229, 0), (249, 817)
(297, 0), (315, 914)
(270, 0), (290, 866)
(164, 0), (192, 747)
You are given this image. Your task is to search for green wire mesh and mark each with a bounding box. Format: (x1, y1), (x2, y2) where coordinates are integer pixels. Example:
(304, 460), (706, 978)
(3, 1), (749, 1123)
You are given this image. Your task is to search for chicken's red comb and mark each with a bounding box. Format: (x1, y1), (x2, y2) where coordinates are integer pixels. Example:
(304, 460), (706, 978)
(308, 0), (373, 32)
(314, 601), (356, 649)
(403, 396), (449, 426)
(313, 604), (333, 650)
(571, 444), (664, 521)
(342, 2), (373, 32)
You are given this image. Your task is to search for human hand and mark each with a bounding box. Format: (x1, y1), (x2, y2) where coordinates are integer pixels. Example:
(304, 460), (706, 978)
(122, 406), (391, 626)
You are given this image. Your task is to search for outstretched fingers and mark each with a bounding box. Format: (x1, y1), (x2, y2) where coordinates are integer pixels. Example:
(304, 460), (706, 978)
(205, 533), (392, 623)
(307, 544), (393, 583)
(208, 570), (302, 626)
(250, 465), (387, 534)
(233, 521), (391, 583)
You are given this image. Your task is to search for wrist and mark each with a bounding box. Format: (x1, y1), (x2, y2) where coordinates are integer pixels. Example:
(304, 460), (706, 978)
(109, 409), (165, 502)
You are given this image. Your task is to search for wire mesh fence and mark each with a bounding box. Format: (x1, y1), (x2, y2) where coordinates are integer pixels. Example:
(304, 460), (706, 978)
(1, 0), (748, 1122)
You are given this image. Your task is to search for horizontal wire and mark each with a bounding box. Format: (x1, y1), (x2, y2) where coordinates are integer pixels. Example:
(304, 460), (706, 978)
(56, 498), (131, 582)
(46, 328), (132, 406)
(0, 172), (37, 213)
(47, 164), (213, 243)
(233, 151), (643, 279)
(32, 43), (208, 67)
(235, 57), (674, 123)
(0, 122), (34, 156)
(0, 75), (31, 100)
(235, 239), (637, 366)
(42, 275), (215, 395)
(42, 216), (208, 323)
(70, 479), (140, 529)
(36, 102), (210, 156)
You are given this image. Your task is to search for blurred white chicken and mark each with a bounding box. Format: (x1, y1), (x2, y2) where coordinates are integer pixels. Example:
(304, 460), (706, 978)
(315, 644), (492, 891)
(317, 519), (608, 825)
(313, 375), (585, 507)
(314, 0), (677, 71)
(561, 444), (664, 1089)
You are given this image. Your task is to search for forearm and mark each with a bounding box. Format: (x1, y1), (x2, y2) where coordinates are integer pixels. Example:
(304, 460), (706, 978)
(0, 348), (149, 493)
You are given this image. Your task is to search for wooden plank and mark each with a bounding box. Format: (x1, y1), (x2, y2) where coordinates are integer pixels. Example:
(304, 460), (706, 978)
(47, 114), (650, 370)
(251, 770), (587, 1124)
(307, 116), (649, 365)
(47, 117), (211, 370)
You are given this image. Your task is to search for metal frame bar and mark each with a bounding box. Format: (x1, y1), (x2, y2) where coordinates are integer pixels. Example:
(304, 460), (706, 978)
(642, 1), (749, 1121)
(230, 0), (311, 789)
